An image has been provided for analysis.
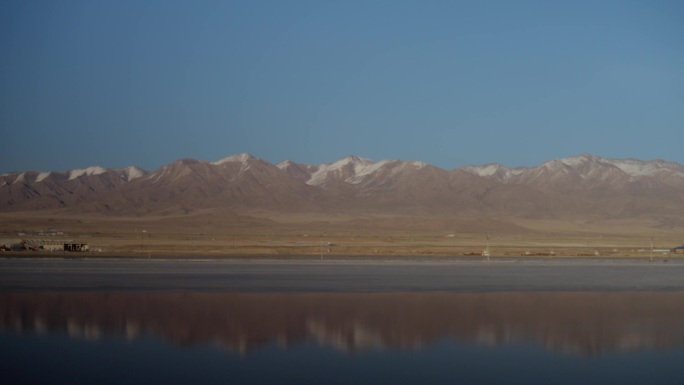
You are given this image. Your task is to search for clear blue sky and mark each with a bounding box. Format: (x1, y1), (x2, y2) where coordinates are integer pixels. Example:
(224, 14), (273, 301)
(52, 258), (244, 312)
(1, 0), (682, 173)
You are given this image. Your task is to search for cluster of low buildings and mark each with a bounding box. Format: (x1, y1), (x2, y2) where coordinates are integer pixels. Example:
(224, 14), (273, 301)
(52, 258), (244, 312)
(0, 239), (90, 252)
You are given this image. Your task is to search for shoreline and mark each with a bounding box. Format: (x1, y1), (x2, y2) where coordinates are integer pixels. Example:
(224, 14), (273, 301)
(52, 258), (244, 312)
(0, 251), (679, 264)
(3, 258), (684, 292)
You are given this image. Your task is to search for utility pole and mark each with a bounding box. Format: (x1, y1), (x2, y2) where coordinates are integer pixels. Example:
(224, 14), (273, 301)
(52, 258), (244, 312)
(142, 230), (149, 259)
(483, 233), (491, 262)
(650, 236), (654, 263)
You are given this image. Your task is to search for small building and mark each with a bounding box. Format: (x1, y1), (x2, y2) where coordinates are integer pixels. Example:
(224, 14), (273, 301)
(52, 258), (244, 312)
(64, 243), (89, 252)
(10, 239), (69, 252)
(0, 239), (21, 251)
(673, 246), (684, 255)
(23, 240), (42, 251)
(39, 240), (66, 252)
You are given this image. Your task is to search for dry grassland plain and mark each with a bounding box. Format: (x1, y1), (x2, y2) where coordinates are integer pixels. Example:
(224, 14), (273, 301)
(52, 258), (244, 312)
(1, 211), (683, 260)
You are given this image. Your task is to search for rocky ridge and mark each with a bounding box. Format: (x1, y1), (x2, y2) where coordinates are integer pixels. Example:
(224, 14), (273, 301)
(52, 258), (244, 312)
(2, 154), (683, 225)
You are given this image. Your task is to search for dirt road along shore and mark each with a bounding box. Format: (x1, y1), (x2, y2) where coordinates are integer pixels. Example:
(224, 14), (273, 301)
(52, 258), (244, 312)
(2, 258), (683, 292)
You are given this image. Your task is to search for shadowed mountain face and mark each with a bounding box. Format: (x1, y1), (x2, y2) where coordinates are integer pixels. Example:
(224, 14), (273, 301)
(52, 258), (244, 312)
(2, 153), (684, 224)
(2, 291), (684, 357)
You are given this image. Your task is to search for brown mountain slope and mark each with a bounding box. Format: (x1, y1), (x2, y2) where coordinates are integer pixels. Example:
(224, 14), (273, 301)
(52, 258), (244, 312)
(2, 153), (684, 228)
(0, 167), (146, 211)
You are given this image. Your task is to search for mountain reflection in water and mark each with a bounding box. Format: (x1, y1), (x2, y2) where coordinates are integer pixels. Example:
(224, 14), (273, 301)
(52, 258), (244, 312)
(2, 291), (683, 357)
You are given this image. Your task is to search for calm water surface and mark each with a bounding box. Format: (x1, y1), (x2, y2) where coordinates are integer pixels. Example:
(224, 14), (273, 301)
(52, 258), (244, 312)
(2, 259), (684, 384)
(3, 291), (684, 384)
(3, 331), (683, 385)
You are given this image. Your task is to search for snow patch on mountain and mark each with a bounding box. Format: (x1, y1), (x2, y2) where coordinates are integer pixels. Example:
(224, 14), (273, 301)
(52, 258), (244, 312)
(555, 154), (684, 179)
(304, 157), (431, 187)
(541, 159), (571, 172)
(307, 156), (374, 186)
(276, 160), (294, 170)
(124, 166), (145, 181)
(148, 166), (169, 183)
(463, 164), (503, 177)
(69, 166), (106, 180)
(146, 160), (198, 183)
(403, 160), (428, 170)
(462, 154), (684, 184)
(462, 164), (526, 181)
(602, 158), (678, 177)
(347, 159), (392, 184)
(212, 153), (255, 166)
(13, 173), (25, 184)
(172, 168), (192, 182)
(229, 162), (252, 182)
(559, 153), (598, 167)
(36, 172), (51, 182)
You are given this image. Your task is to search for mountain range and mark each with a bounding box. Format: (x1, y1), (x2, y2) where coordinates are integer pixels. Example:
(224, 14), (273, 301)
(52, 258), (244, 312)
(2, 153), (684, 228)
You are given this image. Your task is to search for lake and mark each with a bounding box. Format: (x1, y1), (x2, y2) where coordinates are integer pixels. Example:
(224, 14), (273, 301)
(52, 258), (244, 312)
(2, 258), (684, 384)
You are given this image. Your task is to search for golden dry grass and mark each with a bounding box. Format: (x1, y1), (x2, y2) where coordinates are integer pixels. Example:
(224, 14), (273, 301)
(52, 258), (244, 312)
(1, 210), (682, 258)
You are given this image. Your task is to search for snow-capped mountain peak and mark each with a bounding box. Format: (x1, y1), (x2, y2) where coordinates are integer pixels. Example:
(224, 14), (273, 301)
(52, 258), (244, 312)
(212, 153), (256, 166)
(304, 156), (433, 188)
(331, 155), (374, 170)
(68, 166), (107, 180)
(602, 158), (680, 177)
(460, 153), (684, 184)
(551, 154), (684, 179)
(559, 153), (600, 167)
(462, 163), (526, 182)
(2, 153), (684, 223)
(311, 156), (387, 184)
(307, 156), (374, 186)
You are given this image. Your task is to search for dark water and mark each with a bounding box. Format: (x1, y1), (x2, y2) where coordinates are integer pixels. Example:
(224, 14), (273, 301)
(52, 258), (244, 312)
(2, 258), (684, 292)
(3, 331), (683, 385)
(2, 259), (684, 384)
(3, 290), (684, 385)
